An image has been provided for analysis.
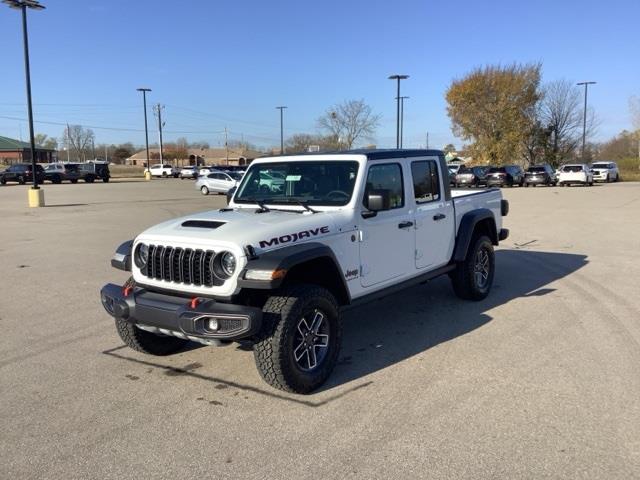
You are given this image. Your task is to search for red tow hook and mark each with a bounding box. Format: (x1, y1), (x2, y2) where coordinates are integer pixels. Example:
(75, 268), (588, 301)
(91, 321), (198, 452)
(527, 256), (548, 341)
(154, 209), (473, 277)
(123, 286), (133, 297)
(122, 277), (136, 297)
(190, 297), (202, 309)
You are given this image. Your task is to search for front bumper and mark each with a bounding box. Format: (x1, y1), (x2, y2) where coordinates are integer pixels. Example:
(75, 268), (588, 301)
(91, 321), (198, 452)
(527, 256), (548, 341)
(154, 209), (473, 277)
(100, 283), (262, 343)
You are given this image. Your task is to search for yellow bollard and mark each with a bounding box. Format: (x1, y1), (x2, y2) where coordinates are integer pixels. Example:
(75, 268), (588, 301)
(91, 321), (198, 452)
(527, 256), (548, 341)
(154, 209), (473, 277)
(144, 170), (152, 181)
(27, 187), (45, 208)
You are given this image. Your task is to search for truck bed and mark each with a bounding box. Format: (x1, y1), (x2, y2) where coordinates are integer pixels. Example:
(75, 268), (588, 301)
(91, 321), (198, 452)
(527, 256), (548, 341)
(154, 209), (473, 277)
(451, 188), (504, 234)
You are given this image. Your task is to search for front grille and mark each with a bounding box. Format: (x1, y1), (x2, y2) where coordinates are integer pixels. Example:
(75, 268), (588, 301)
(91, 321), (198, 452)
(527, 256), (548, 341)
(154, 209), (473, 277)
(143, 245), (222, 287)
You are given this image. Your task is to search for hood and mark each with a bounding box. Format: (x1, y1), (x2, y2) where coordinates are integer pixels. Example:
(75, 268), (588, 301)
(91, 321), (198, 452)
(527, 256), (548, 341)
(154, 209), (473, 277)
(136, 207), (340, 253)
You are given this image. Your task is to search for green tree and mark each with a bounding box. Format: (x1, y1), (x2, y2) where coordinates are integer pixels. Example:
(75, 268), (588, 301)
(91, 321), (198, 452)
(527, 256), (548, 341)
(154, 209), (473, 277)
(445, 63), (541, 165)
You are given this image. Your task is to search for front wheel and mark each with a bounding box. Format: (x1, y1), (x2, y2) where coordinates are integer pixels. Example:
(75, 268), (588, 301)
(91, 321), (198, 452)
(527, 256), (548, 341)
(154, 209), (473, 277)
(450, 235), (495, 301)
(115, 318), (188, 355)
(254, 284), (342, 394)
(18, 175), (25, 185)
(200, 185), (209, 195)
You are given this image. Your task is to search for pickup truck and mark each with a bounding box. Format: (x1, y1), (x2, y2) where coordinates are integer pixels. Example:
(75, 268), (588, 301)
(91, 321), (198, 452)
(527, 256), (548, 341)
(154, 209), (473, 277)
(100, 149), (509, 394)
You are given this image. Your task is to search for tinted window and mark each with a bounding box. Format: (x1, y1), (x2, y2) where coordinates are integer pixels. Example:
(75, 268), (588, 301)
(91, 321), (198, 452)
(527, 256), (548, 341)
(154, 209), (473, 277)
(235, 161), (359, 207)
(411, 161), (440, 203)
(527, 166), (545, 172)
(488, 167), (506, 173)
(563, 165), (584, 172)
(364, 163), (404, 210)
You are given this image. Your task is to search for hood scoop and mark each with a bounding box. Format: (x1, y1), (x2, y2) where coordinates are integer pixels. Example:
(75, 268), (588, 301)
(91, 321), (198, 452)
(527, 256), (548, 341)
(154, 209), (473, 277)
(181, 220), (226, 229)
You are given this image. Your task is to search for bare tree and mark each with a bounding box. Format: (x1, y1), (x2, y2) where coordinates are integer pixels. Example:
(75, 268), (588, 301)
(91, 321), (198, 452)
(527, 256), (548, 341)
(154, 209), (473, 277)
(35, 133), (58, 151)
(630, 96), (640, 130)
(63, 125), (95, 161)
(286, 133), (339, 154)
(317, 99), (380, 150)
(539, 79), (597, 164)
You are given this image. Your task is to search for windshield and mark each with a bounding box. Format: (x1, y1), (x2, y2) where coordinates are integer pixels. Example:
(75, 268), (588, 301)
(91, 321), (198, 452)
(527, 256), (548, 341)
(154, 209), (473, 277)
(592, 163), (610, 169)
(235, 161), (359, 207)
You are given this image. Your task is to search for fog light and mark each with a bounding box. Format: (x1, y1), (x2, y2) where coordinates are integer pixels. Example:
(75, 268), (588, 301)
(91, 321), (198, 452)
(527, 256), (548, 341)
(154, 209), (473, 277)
(208, 318), (219, 331)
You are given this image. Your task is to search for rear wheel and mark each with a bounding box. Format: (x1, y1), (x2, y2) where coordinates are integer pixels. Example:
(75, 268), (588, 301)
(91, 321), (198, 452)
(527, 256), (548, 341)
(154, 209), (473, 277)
(200, 185), (209, 195)
(254, 284), (342, 394)
(450, 235), (495, 301)
(115, 318), (187, 355)
(0, 176), (6, 185)
(18, 175), (25, 185)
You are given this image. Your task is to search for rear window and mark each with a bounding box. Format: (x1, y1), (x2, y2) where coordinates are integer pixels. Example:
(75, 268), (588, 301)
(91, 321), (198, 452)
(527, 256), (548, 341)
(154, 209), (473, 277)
(488, 167), (506, 173)
(563, 165), (584, 172)
(457, 166), (472, 173)
(527, 166), (545, 172)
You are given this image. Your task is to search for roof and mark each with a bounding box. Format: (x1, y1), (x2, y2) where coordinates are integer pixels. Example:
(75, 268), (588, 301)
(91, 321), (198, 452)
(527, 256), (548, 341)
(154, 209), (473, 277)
(262, 148), (445, 161)
(0, 135), (55, 152)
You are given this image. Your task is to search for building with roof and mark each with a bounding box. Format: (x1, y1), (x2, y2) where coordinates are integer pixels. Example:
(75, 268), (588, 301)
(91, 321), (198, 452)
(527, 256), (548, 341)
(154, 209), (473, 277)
(0, 135), (55, 164)
(125, 147), (264, 167)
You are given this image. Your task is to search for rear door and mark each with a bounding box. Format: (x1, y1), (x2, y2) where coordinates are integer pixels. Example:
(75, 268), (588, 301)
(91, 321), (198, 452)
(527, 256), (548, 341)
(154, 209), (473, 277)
(411, 160), (455, 269)
(358, 162), (415, 287)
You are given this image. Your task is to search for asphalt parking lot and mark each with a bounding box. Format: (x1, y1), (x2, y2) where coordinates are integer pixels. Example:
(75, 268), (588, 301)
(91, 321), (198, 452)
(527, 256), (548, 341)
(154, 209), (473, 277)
(1, 179), (639, 479)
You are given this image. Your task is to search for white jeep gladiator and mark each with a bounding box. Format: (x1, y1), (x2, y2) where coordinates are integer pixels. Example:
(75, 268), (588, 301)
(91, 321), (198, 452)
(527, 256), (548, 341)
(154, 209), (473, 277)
(101, 149), (509, 394)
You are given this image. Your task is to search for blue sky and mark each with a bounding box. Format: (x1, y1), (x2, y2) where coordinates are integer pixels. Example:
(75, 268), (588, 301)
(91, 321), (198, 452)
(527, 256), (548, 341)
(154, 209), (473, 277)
(1, 0), (638, 150)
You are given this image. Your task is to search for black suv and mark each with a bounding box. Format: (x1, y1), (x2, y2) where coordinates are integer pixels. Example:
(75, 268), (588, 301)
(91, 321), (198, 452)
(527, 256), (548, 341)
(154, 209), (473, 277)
(524, 164), (556, 187)
(453, 166), (489, 188)
(79, 162), (110, 183)
(0, 163), (45, 185)
(486, 165), (524, 187)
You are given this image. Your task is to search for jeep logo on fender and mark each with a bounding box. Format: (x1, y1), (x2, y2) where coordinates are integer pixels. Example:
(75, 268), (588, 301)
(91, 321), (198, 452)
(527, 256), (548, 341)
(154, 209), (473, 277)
(259, 226), (330, 248)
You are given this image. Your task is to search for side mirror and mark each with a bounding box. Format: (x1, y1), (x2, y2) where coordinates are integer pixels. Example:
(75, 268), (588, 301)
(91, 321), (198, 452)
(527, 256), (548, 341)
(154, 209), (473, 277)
(367, 194), (385, 212)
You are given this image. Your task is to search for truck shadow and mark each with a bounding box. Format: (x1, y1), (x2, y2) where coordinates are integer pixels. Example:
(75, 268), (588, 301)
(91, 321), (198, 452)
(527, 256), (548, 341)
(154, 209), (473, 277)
(319, 249), (588, 393)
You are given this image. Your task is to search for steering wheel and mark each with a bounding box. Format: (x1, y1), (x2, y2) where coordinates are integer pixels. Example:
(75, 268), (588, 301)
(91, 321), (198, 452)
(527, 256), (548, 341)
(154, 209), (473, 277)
(326, 190), (349, 200)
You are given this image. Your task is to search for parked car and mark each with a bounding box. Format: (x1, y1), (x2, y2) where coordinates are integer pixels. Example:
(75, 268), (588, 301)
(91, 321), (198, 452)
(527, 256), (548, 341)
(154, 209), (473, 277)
(179, 166), (199, 180)
(100, 148), (509, 393)
(149, 164), (178, 178)
(523, 164), (557, 187)
(591, 161), (620, 183)
(453, 166), (489, 188)
(196, 166), (217, 177)
(195, 170), (241, 195)
(0, 163), (45, 185)
(79, 161), (110, 183)
(486, 165), (525, 187)
(558, 164), (594, 186)
(44, 163), (81, 184)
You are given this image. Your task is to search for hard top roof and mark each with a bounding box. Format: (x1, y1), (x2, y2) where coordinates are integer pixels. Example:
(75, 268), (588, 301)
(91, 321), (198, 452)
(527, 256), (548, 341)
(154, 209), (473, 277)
(261, 148), (444, 161)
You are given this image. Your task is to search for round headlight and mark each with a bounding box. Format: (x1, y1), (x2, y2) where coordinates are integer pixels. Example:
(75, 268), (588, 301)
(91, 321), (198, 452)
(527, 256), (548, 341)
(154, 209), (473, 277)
(134, 243), (149, 268)
(220, 251), (236, 277)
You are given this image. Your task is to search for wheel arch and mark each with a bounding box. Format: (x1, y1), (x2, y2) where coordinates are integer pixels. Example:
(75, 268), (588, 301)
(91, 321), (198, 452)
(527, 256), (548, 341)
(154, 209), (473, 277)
(452, 209), (498, 262)
(238, 242), (351, 306)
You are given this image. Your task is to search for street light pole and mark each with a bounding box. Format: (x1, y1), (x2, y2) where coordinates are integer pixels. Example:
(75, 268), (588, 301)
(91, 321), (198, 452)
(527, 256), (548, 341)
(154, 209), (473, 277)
(388, 75), (409, 149)
(397, 96), (409, 148)
(276, 106), (287, 154)
(4, 0), (46, 206)
(136, 88), (151, 171)
(577, 81), (596, 161)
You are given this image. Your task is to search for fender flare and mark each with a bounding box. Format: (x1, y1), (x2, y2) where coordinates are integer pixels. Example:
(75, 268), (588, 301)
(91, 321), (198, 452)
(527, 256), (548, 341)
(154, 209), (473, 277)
(111, 240), (133, 271)
(452, 209), (497, 262)
(238, 242), (350, 302)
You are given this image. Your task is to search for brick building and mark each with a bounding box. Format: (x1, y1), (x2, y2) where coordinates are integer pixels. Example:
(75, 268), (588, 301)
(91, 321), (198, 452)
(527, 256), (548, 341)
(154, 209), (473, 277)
(0, 135), (55, 164)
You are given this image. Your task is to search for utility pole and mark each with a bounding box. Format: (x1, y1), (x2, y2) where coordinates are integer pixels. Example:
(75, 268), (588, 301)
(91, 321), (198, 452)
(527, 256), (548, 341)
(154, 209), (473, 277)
(426, 132), (429, 149)
(224, 127), (229, 165)
(276, 106), (287, 154)
(577, 81), (596, 161)
(388, 75), (409, 149)
(104, 144), (108, 163)
(136, 87), (151, 171)
(153, 103), (165, 167)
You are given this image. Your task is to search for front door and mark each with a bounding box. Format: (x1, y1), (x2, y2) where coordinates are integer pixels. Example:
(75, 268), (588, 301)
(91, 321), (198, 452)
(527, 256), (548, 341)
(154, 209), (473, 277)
(410, 160), (455, 269)
(359, 162), (415, 288)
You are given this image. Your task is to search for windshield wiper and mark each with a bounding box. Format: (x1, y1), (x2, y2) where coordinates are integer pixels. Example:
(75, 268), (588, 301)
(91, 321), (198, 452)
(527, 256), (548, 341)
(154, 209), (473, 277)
(241, 197), (270, 212)
(294, 201), (318, 213)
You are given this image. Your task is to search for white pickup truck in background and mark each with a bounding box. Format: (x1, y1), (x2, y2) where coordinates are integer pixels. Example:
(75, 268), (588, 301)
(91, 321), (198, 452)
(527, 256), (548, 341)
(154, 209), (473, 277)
(101, 149), (509, 393)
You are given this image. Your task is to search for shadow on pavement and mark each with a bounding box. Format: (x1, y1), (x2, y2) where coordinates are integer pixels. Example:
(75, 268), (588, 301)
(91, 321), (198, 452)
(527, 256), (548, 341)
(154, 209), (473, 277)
(320, 249), (588, 392)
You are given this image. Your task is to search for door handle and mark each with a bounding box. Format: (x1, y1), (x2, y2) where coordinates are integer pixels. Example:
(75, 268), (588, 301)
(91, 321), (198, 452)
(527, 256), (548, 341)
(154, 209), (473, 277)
(398, 221), (414, 229)
(433, 213), (446, 221)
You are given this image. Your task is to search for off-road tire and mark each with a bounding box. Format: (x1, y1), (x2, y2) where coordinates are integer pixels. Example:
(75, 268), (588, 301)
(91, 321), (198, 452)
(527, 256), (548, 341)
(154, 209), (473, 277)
(253, 284), (342, 394)
(450, 235), (495, 301)
(115, 318), (187, 355)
